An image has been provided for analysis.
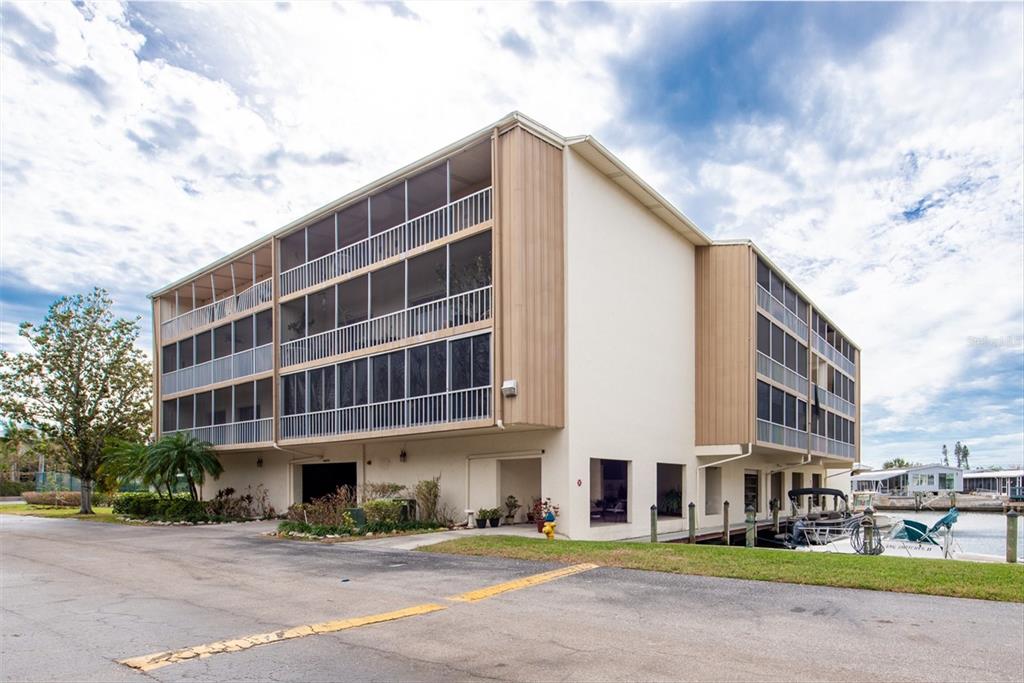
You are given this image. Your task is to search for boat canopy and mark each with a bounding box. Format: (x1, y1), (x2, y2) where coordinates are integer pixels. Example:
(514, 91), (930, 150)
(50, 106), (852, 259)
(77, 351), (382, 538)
(787, 487), (848, 503)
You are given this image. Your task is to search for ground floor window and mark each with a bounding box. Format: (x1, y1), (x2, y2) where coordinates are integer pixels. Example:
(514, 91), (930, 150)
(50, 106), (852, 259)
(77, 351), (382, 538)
(704, 466), (722, 516)
(656, 463), (684, 517)
(590, 458), (629, 524)
(770, 471), (784, 510)
(744, 470), (760, 512)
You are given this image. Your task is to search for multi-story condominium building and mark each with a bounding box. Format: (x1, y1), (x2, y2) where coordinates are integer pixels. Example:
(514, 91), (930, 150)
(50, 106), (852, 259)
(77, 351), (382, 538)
(149, 112), (860, 540)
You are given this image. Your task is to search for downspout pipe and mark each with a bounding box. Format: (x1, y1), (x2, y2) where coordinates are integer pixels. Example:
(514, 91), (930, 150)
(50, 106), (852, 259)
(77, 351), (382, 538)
(697, 443), (753, 470)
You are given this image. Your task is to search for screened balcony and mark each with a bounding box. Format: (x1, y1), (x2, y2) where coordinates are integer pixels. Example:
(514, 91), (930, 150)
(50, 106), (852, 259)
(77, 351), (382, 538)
(161, 311), (273, 394)
(279, 141), (492, 296)
(757, 419), (808, 450)
(161, 379), (273, 446)
(280, 231), (492, 367)
(812, 331), (856, 376)
(159, 245), (273, 340)
(280, 332), (492, 440)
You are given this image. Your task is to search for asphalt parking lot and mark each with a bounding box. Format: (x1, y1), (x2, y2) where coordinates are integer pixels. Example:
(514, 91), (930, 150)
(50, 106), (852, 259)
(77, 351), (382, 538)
(2, 515), (1022, 682)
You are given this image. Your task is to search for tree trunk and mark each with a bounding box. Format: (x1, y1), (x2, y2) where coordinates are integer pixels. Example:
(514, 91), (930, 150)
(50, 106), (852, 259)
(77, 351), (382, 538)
(79, 478), (94, 515)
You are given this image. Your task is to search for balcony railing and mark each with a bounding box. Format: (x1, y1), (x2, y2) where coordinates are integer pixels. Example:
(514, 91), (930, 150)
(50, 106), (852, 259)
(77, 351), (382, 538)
(280, 286), (491, 368)
(756, 352), (807, 396)
(166, 417), (272, 446)
(161, 279), (273, 340)
(280, 187), (492, 297)
(280, 386), (492, 440)
(812, 385), (856, 418)
(757, 419), (808, 450)
(756, 285), (809, 340)
(161, 344), (273, 395)
(812, 434), (855, 459)
(812, 332), (856, 377)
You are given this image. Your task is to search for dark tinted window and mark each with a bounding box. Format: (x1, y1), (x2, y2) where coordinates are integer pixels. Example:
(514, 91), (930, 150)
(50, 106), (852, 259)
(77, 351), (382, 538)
(472, 334), (490, 387)
(756, 258), (770, 290)
(353, 358), (368, 405)
(409, 345), (428, 397)
(784, 334), (796, 372)
(280, 230), (305, 271)
(195, 392), (211, 427)
(338, 200), (369, 248)
(195, 331), (212, 364)
(389, 351), (405, 400)
(162, 344), (177, 373)
(756, 314), (770, 355)
(213, 387), (231, 425)
(179, 337), (194, 368)
(371, 183), (405, 234)
(307, 287), (335, 336)
(256, 310), (272, 346)
(256, 378), (272, 418)
(771, 324), (784, 364)
(770, 386), (784, 425)
(784, 393), (796, 428)
(449, 231), (492, 295)
(784, 284), (797, 314)
(797, 399), (807, 432)
(770, 270), (784, 302)
(214, 323), (232, 359)
(234, 315), (253, 353)
(235, 381), (254, 422)
(162, 399), (177, 431)
(338, 275), (368, 326)
(450, 337), (471, 390)
(757, 380), (770, 421)
(306, 215), (335, 261)
(372, 355), (389, 403)
(428, 342), (446, 394)
(797, 342), (808, 378)
(178, 394), (195, 429)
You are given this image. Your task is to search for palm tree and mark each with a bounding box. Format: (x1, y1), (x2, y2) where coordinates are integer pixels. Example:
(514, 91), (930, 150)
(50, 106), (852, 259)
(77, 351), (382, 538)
(148, 433), (222, 501)
(101, 440), (160, 495)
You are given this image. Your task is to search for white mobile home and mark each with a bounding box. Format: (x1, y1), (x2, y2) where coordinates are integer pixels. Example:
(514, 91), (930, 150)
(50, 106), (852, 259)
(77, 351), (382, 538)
(852, 464), (961, 496)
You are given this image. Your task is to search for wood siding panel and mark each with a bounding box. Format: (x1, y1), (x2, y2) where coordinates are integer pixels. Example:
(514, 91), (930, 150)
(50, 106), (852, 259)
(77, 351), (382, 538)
(496, 127), (565, 428)
(695, 244), (753, 445)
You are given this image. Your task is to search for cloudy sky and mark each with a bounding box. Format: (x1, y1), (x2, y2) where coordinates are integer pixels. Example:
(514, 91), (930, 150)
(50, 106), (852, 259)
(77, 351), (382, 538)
(1, 1), (1021, 468)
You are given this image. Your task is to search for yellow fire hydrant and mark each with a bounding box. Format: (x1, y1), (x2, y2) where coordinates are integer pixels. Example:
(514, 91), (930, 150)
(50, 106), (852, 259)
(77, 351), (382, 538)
(542, 521), (556, 540)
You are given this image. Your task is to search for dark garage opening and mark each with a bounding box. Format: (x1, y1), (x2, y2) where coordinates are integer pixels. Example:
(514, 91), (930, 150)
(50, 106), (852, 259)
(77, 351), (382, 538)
(302, 462), (357, 503)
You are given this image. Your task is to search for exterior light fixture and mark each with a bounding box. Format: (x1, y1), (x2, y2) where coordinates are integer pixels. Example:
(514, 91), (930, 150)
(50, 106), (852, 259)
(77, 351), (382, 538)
(256, 457), (263, 468)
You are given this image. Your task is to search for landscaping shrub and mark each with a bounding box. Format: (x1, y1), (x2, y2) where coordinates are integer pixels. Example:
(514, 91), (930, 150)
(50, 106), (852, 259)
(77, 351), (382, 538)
(205, 485), (276, 520)
(159, 497), (206, 521)
(286, 486), (356, 526)
(1, 481), (34, 496)
(277, 511), (356, 537)
(364, 519), (442, 534)
(22, 491), (81, 506)
(415, 476), (441, 523)
(362, 481), (406, 500)
(111, 492), (164, 517)
(363, 498), (404, 525)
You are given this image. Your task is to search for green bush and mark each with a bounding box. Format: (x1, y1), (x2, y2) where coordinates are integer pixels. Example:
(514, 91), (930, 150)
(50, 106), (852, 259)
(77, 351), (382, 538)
(364, 498), (403, 525)
(158, 498), (205, 521)
(1, 481), (34, 497)
(364, 519), (442, 534)
(111, 492), (163, 517)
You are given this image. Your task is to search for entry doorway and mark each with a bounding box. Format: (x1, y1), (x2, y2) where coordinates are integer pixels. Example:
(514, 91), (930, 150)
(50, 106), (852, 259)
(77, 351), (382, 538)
(656, 463), (684, 517)
(498, 458), (541, 524)
(301, 462), (357, 503)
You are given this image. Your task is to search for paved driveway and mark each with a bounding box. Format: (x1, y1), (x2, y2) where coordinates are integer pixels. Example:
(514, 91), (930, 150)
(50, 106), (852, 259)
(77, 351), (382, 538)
(2, 515), (1022, 682)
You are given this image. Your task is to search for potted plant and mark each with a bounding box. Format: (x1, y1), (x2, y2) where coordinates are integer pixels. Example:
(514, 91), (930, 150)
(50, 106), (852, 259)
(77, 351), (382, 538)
(534, 497), (559, 532)
(475, 508), (489, 528)
(504, 495), (521, 524)
(527, 497), (541, 524)
(488, 507), (501, 528)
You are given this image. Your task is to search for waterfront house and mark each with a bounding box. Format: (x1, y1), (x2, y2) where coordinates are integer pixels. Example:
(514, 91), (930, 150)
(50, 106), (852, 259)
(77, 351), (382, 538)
(963, 469), (1024, 497)
(852, 464), (961, 496)
(148, 112), (861, 540)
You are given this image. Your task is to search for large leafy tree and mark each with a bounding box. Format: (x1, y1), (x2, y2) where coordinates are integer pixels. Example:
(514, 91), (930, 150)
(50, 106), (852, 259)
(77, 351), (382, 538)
(0, 289), (151, 513)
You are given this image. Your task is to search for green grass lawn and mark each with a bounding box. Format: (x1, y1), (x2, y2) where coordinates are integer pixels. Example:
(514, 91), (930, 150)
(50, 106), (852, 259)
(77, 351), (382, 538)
(0, 504), (120, 524)
(421, 535), (1024, 603)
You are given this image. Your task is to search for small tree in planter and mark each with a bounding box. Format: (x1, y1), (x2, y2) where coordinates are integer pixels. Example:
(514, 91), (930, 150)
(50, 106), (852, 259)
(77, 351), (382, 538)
(504, 495), (521, 523)
(475, 508), (489, 528)
(487, 507), (501, 527)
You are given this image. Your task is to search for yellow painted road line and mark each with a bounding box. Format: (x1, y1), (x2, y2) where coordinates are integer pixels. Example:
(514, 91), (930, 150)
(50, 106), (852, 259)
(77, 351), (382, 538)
(446, 563), (599, 603)
(118, 603), (447, 672)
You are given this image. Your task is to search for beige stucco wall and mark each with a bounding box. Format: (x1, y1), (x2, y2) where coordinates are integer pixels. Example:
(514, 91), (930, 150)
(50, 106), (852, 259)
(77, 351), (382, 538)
(562, 148), (697, 540)
(206, 429), (565, 525)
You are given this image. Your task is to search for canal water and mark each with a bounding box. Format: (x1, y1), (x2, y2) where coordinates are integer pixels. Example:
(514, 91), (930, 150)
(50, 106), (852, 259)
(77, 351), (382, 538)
(890, 510), (1023, 558)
